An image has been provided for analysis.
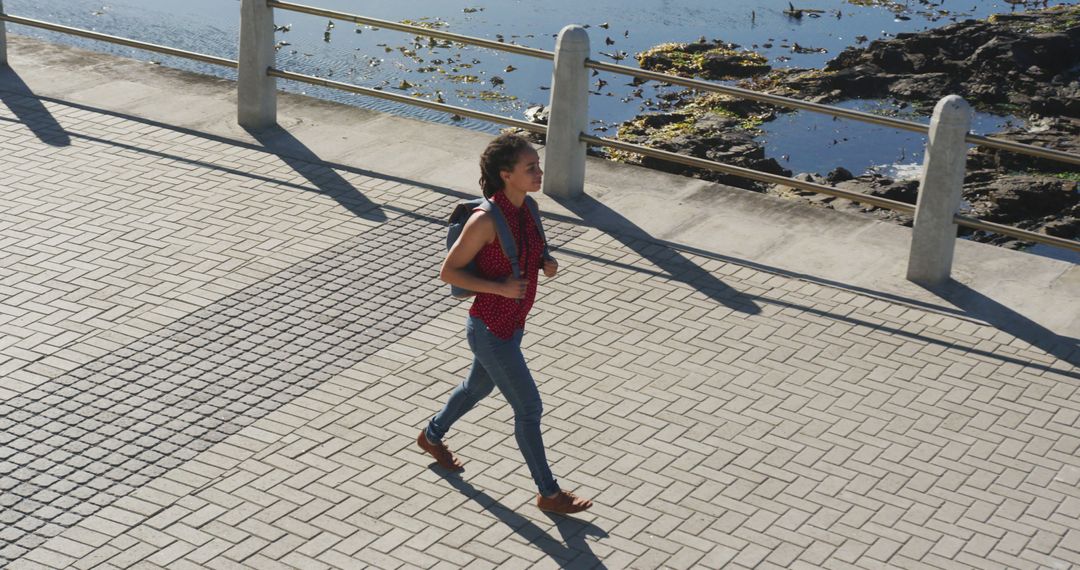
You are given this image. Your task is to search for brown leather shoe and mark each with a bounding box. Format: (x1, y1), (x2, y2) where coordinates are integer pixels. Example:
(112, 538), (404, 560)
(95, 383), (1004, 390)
(537, 490), (593, 514)
(417, 430), (464, 472)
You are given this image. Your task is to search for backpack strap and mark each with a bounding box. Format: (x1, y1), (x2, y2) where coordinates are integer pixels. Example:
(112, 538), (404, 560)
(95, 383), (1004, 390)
(475, 198), (521, 280)
(524, 196), (552, 261)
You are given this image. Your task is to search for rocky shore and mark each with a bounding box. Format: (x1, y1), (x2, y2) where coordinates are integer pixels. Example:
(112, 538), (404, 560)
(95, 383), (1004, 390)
(601, 4), (1080, 249)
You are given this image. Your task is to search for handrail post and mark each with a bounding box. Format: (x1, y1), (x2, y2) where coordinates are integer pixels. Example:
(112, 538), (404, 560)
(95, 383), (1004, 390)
(1, 0), (8, 67)
(907, 95), (972, 285)
(238, 0), (276, 128)
(542, 25), (589, 199)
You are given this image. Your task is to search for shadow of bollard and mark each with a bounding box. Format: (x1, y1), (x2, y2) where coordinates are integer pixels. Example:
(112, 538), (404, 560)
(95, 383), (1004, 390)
(433, 468), (609, 569)
(551, 192), (762, 315)
(0, 67), (70, 146)
(922, 279), (1080, 374)
(244, 124), (387, 222)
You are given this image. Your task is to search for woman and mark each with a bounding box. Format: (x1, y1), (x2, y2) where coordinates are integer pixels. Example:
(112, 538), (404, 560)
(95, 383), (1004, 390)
(418, 133), (593, 515)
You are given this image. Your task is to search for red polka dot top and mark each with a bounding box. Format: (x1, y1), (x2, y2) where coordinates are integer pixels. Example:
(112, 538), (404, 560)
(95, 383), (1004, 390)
(469, 191), (546, 339)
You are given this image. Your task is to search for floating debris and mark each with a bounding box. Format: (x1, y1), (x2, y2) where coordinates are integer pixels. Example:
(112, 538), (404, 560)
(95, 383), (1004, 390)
(458, 89), (517, 103)
(524, 105), (548, 123)
(606, 37), (615, 46)
(401, 18), (449, 29)
(599, 22), (610, 29)
(274, 41), (291, 51)
(446, 74), (482, 83)
(504, 65), (517, 73)
(274, 24), (292, 33)
(463, 7), (483, 13)
(599, 50), (628, 61)
(397, 79), (414, 89)
(784, 2), (825, 19)
(490, 76), (505, 86)
(789, 42), (827, 54)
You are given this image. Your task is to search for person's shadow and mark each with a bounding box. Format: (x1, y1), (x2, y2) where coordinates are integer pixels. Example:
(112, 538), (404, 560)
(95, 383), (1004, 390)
(433, 469), (609, 569)
(0, 67), (71, 146)
(243, 124), (386, 222)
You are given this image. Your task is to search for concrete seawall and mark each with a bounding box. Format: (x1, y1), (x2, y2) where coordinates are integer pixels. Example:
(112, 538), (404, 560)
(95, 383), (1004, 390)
(5, 34), (1076, 342)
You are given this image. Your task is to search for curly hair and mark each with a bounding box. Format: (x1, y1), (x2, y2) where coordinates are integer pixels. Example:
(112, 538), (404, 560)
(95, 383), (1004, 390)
(479, 133), (534, 198)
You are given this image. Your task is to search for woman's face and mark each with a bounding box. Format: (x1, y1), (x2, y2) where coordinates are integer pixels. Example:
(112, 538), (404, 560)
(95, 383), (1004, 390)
(501, 148), (543, 194)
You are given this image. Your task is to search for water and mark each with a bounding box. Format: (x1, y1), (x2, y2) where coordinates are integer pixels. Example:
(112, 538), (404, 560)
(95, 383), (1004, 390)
(757, 99), (1026, 177)
(2, 0), (1070, 175)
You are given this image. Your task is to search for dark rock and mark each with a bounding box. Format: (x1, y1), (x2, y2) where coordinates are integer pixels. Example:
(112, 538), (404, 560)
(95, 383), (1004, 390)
(965, 175), (1078, 223)
(752, 4), (1080, 117)
(503, 105), (549, 144)
(1043, 217), (1079, 239)
(888, 73), (959, 103)
(968, 116), (1080, 174)
(614, 109), (790, 191)
(826, 167), (854, 183)
(612, 4), (1080, 251)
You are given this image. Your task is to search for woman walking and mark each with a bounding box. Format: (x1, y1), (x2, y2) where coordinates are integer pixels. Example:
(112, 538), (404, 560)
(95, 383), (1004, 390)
(418, 133), (593, 515)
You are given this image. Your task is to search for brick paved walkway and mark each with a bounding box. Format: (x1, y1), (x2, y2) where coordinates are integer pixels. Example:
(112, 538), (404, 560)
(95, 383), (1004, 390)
(2, 90), (1079, 569)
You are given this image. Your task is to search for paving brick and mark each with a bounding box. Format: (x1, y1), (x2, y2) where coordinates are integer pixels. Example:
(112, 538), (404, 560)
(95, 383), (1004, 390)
(5, 78), (1080, 570)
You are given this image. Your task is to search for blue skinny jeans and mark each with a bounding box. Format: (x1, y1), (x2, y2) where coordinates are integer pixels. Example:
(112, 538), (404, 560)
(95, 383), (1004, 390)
(426, 316), (559, 497)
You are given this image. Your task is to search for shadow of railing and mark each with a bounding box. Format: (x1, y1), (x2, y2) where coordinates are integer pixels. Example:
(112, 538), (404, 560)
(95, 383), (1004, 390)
(7, 93), (1073, 380)
(0, 67), (70, 146)
(551, 193), (762, 315)
(433, 469), (608, 569)
(243, 124), (386, 222)
(922, 280), (1080, 371)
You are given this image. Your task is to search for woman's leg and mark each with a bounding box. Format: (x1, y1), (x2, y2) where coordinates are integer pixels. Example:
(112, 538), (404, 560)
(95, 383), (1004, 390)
(470, 324), (560, 497)
(425, 317), (495, 443)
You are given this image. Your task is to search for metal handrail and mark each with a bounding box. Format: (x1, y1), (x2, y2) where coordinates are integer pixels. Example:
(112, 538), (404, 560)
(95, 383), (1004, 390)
(267, 0), (555, 61)
(584, 134), (1080, 252)
(3, 6), (1077, 252)
(268, 1), (1079, 167)
(584, 59), (1080, 167)
(582, 134), (917, 213)
(0, 14), (238, 68)
(267, 68), (547, 133)
(953, 215), (1080, 251)
(8, 6), (1070, 166)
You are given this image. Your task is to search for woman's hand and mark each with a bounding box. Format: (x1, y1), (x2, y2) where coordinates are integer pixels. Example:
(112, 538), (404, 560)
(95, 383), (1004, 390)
(543, 257), (559, 278)
(498, 276), (529, 299)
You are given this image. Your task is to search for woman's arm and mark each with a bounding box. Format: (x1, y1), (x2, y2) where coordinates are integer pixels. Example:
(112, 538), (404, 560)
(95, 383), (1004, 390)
(440, 211), (528, 299)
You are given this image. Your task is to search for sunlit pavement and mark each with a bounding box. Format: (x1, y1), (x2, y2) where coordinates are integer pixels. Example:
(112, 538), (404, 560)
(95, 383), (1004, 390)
(2, 38), (1079, 570)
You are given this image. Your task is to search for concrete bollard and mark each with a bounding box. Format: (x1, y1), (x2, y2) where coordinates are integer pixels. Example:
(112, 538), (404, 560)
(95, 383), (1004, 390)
(1, 0), (8, 68)
(906, 95), (972, 286)
(542, 25), (590, 199)
(238, 0), (276, 129)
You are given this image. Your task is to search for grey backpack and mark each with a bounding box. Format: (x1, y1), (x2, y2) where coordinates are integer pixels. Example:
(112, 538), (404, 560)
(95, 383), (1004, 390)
(446, 196), (551, 299)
